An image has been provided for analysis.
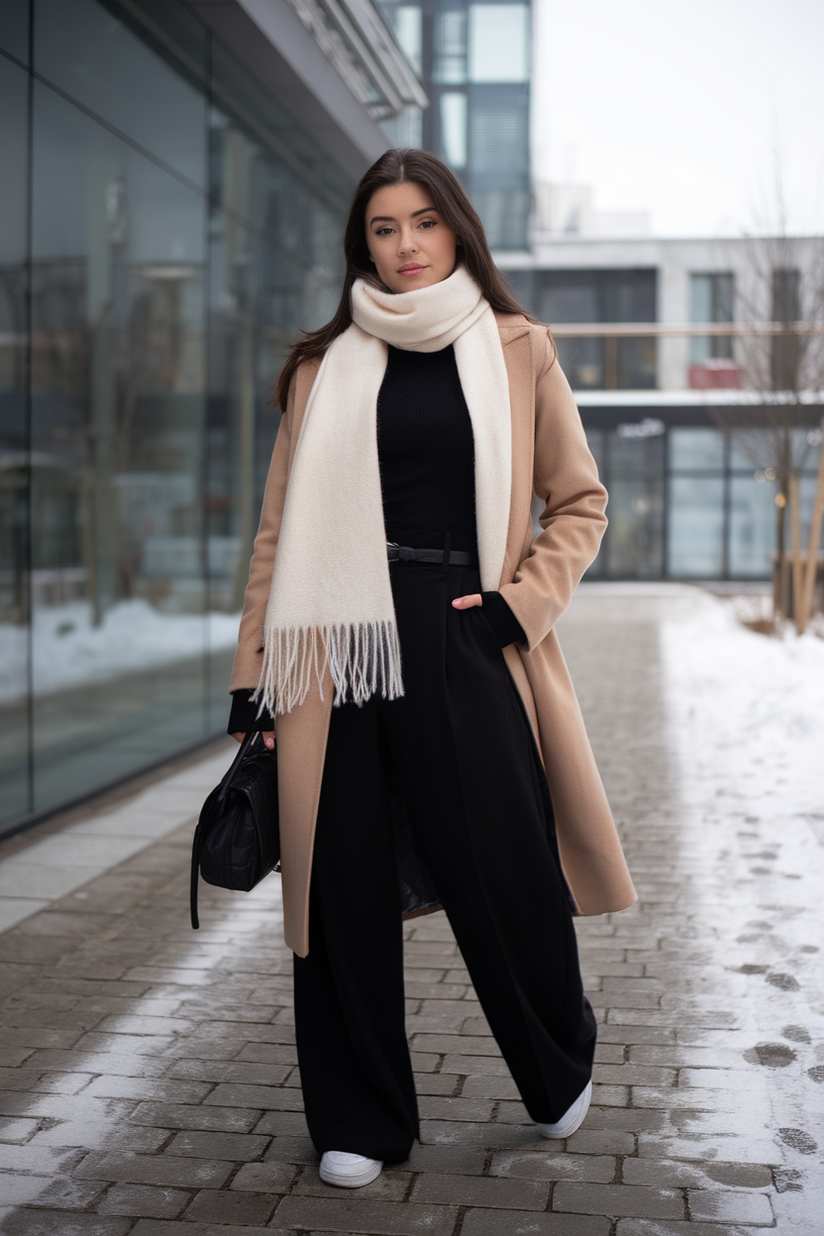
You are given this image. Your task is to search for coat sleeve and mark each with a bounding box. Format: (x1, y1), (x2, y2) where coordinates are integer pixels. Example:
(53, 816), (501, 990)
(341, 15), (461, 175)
(497, 330), (607, 650)
(228, 378), (298, 696)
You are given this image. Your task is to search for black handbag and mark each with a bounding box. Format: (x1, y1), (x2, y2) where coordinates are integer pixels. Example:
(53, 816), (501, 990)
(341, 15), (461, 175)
(190, 731), (280, 929)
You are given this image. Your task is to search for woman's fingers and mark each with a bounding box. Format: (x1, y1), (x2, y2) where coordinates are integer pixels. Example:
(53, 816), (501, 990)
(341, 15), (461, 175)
(451, 593), (483, 609)
(231, 731), (275, 750)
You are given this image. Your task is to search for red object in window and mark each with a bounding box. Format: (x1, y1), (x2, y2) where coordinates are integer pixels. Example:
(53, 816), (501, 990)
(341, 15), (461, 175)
(689, 359), (741, 389)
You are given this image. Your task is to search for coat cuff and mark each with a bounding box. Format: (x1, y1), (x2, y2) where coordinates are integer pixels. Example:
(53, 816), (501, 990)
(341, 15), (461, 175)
(228, 689), (275, 734)
(481, 591), (527, 647)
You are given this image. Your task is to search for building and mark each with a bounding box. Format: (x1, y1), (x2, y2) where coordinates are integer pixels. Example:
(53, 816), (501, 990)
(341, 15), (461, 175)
(0, 0), (423, 837)
(497, 223), (824, 584)
(377, 0), (531, 248)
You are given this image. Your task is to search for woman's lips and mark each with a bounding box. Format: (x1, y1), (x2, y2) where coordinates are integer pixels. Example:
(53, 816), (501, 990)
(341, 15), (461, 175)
(398, 264), (426, 276)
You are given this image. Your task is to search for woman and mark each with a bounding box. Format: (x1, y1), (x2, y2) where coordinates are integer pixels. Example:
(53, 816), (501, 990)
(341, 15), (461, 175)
(229, 148), (635, 1188)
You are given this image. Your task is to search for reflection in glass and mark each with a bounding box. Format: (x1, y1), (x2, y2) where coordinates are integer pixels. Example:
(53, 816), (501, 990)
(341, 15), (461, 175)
(0, 54), (31, 825)
(0, 0), (29, 64)
(34, 0), (207, 190)
(30, 79), (209, 813)
(668, 478), (724, 576)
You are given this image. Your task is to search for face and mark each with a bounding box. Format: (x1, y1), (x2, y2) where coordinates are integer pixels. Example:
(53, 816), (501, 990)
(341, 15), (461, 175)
(365, 181), (458, 294)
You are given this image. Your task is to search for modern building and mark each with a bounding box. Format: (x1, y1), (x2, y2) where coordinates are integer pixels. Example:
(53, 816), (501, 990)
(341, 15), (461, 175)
(0, 0), (423, 837)
(377, 0), (531, 248)
(497, 223), (824, 584)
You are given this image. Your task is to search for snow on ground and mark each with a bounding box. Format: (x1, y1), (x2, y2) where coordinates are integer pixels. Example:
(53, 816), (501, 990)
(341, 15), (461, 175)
(659, 587), (824, 821)
(0, 600), (241, 703)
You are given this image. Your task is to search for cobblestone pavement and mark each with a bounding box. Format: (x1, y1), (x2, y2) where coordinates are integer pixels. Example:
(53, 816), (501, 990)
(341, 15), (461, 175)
(0, 584), (822, 1235)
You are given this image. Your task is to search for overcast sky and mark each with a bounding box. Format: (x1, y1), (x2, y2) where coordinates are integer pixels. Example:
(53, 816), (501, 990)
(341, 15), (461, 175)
(532, 0), (824, 237)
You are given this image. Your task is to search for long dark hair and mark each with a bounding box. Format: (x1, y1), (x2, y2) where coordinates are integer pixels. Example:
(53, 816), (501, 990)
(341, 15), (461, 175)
(274, 148), (540, 411)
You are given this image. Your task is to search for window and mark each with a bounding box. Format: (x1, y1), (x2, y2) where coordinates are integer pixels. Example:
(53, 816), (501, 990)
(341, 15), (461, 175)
(468, 4), (529, 83)
(533, 269), (657, 390)
(434, 9), (466, 83)
(689, 272), (733, 364)
(439, 91), (467, 168)
(772, 267), (801, 390)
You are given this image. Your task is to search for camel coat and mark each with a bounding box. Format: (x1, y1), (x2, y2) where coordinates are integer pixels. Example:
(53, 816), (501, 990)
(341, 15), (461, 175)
(230, 314), (637, 956)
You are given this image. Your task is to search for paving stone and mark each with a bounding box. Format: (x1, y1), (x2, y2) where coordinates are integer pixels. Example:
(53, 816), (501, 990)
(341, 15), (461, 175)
(615, 1224), (765, 1236)
(270, 1195), (457, 1233)
(411, 1171), (549, 1208)
(623, 1157), (773, 1189)
(553, 1181), (685, 1219)
(461, 1211), (611, 1236)
(229, 1160), (298, 1192)
(129, 1102), (261, 1133)
(404, 1143), (487, 1174)
(688, 1189), (775, 1224)
(96, 1182), (191, 1217)
(182, 1189), (278, 1224)
(0, 1213), (133, 1235)
(163, 1130), (270, 1161)
(490, 1150), (617, 1182)
(417, 1096), (493, 1122)
(74, 1151), (233, 1189)
(565, 1129), (636, 1155)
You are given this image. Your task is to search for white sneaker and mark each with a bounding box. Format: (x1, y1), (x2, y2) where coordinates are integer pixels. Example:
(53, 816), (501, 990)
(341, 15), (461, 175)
(319, 1150), (383, 1188)
(536, 1080), (592, 1139)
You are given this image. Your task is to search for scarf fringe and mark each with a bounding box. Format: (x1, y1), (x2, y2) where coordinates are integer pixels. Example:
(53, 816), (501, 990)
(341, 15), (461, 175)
(253, 622), (404, 717)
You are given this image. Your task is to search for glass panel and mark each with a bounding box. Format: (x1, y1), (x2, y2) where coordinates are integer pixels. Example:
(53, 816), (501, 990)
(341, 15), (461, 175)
(603, 432), (665, 578)
(616, 337), (656, 389)
(434, 9), (466, 84)
(729, 475), (775, 578)
(389, 5), (423, 76)
(29, 79), (208, 814)
(205, 105), (343, 732)
(34, 0), (207, 190)
(0, 54), (31, 826)
(0, 0), (29, 64)
(556, 338), (604, 390)
(668, 477), (724, 576)
(729, 429), (774, 470)
(668, 427), (724, 471)
(468, 4), (529, 83)
(440, 92), (467, 169)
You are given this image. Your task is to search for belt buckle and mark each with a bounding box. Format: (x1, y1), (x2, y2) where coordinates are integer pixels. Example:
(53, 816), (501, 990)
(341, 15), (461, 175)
(386, 541), (400, 562)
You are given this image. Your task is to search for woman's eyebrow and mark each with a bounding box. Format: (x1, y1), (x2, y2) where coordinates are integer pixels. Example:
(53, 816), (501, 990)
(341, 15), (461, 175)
(369, 207), (438, 226)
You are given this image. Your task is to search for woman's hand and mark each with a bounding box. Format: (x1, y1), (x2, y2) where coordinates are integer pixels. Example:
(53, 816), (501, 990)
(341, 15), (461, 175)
(231, 731), (276, 750)
(451, 594), (482, 610)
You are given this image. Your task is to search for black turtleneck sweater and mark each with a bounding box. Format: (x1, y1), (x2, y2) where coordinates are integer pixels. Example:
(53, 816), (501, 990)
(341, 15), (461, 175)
(228, 344), (525, 733)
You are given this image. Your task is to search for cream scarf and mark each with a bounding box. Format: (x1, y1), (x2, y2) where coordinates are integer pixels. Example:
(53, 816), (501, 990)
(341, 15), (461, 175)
(254, 265), (512, 716)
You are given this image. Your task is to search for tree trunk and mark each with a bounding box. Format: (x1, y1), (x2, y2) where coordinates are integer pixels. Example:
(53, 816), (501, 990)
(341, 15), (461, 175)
(789, 473), (803, 625)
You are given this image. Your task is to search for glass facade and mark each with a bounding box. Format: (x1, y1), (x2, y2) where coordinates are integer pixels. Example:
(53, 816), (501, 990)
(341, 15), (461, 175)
(0, 0), (352, 835)
(582, 415), (821, 582)
(379, 0), (531, 249)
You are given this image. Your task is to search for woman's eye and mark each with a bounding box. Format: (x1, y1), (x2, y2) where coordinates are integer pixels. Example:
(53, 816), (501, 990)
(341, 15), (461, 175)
(419, 219), (435, 229)
(375, 227), (394, 237)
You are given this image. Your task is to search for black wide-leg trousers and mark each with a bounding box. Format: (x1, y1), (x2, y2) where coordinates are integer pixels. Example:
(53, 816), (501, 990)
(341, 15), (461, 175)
(293, 531), (597, 1162)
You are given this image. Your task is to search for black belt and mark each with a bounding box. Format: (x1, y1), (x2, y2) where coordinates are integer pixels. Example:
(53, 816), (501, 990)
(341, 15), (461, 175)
(387, 537), (477, 570)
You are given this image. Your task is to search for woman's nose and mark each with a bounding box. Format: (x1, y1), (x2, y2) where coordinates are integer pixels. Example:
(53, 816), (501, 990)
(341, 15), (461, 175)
(398, 229), (418, 254)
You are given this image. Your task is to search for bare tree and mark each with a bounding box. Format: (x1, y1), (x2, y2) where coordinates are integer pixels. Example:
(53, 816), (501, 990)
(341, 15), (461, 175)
(709, 227), (824, 628)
